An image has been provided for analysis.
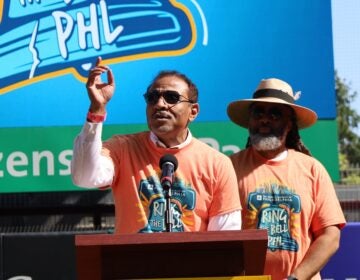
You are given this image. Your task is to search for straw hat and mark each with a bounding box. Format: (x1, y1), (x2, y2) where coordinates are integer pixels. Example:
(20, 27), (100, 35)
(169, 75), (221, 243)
(227, 78), (318, 129)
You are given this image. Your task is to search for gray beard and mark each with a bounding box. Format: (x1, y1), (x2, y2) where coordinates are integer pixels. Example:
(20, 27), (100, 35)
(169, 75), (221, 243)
(250, 134), (282, 151)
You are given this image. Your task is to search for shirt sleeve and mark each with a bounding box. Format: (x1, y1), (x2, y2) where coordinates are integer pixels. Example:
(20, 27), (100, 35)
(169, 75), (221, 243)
(311, 160), (346, 231)
(208, 154), (242, 218)
(71, 122), (114, 188)
(207, 210), (242, 231)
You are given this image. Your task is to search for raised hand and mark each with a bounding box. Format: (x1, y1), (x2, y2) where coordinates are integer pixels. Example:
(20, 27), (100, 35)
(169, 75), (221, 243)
(86, 57), (115, 114)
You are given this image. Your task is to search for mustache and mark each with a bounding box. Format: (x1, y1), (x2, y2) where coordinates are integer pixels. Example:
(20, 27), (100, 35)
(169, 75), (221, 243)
(152, 110), (171, 118)
(250, 126), (285, 137)
(152, 103), (180, 116)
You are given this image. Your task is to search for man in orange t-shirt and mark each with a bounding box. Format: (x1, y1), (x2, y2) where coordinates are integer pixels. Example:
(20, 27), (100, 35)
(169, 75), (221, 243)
(227, 78), (345, 280)
(71, 57), (241, 234)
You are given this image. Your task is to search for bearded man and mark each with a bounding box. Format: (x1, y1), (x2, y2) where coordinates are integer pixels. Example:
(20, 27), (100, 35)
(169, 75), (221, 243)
(227, 78), (346, 280)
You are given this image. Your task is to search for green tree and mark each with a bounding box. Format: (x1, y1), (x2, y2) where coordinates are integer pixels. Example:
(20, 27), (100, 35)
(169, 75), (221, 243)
(336, 72), (360, 165)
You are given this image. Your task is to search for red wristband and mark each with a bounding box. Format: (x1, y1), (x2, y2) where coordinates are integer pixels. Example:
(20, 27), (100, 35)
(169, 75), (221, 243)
(87, 111), (106, 123)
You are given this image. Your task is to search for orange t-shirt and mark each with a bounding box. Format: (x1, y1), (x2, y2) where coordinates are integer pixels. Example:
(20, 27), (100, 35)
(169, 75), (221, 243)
(230, 147), (345, 280)
(102, 131), (241, 234)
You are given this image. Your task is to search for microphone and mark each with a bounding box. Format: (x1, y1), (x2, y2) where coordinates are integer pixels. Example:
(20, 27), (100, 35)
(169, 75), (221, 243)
(159, 154), (178, 232)
(159, 154), (178, 189)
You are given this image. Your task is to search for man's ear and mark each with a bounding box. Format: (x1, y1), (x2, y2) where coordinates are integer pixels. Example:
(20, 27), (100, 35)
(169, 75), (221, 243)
(189, 103), (200, 122)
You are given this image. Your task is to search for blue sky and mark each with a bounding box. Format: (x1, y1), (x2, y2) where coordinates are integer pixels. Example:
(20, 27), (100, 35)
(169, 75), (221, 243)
(332, 0), (360, 134)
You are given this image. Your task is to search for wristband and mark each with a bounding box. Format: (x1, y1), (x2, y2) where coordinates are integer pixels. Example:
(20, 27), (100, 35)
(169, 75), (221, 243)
(87, 111), (106, 123)
(287, 276), (298, 280)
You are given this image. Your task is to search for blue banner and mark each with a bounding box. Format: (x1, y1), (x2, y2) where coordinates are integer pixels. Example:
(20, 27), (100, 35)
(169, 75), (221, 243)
(0, 0), (336, 128)
(0, 1), (339, 192)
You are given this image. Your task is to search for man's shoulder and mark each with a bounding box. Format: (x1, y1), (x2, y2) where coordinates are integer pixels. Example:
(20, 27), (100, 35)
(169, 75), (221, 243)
(289, 149), (327, 169)
(189, 137), (233, 161)
(192, 137), (226, 153)
(290, 149), (317, 161)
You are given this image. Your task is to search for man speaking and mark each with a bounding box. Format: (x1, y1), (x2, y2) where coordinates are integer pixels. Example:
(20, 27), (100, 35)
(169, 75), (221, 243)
(71, 57), (241, 234)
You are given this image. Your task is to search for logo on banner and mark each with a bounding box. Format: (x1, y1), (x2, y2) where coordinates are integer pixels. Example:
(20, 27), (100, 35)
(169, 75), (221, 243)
(0, 0), (197, 94)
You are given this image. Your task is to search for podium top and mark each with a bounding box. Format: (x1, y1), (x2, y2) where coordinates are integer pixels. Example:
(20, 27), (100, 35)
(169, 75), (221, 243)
(75, 229), (268, 246)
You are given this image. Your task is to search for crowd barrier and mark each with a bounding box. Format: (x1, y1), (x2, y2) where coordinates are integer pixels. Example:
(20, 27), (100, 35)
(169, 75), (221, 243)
(321, 222), (360, 279)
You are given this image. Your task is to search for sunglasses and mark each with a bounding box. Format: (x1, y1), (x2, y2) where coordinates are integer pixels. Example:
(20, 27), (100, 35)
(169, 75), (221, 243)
(250, 106), (285, 121)
(143, 89), (194, 105)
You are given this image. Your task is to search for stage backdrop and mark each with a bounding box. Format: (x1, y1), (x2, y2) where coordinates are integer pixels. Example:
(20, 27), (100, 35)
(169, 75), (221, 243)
(0, 0), (339, 193)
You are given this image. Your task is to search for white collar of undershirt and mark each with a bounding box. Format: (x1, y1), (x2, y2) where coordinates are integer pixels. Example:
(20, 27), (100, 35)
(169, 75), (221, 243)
(150, 129), (193, 149)
(270, 149), (288, 161)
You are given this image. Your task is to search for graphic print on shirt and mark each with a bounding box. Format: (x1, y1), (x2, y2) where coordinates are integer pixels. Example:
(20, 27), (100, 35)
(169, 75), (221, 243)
(247, 182), (301, 252)
(138, 175), (196, 232)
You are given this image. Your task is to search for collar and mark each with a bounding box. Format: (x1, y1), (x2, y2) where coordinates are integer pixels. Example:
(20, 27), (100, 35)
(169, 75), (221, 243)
(150, 129), (193, 149)
(269, 149), (288, 161)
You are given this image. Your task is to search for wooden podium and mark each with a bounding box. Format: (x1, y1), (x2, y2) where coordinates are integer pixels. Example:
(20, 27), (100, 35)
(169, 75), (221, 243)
(75, 229), (268, 280)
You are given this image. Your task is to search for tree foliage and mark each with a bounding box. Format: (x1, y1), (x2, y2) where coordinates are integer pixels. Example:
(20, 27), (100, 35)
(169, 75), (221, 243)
(336, 72), (360, 165)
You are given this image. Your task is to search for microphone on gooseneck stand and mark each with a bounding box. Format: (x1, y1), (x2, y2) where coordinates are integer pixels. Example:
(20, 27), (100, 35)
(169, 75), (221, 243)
(159, 154), (178, 232)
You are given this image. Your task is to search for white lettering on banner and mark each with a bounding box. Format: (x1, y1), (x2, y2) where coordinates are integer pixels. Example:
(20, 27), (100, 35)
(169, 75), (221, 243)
(223, 144), (241, 154)
(77, 3), (100, 50)
(33, 151), (55, 176)
(7, 152), (28, 177)
(0, 150), (72, 178)
(52, 0), (123, 59)
(0, 138), (238, 179)
(199, 138), (240, 154)
(52, 11), (74, 59)
(59, 150), (72, 175)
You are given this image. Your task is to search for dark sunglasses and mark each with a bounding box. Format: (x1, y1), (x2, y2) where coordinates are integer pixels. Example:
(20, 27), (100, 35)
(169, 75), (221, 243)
(250, 106), (285, 121)
(143, 89), (194, 105)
